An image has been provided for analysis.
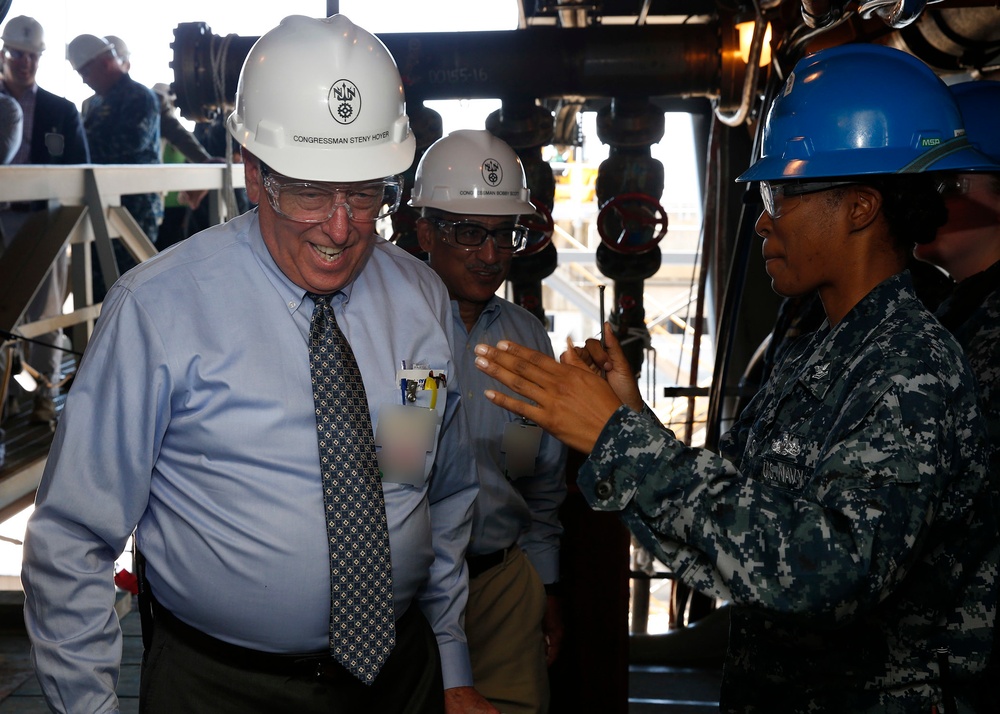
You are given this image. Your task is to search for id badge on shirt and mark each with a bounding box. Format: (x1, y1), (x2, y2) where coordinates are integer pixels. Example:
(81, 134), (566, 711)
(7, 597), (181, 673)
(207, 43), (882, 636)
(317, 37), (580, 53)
(374, 366), (448, 486)
(501, 419), (542, 481)
(44, 132), (65, 158)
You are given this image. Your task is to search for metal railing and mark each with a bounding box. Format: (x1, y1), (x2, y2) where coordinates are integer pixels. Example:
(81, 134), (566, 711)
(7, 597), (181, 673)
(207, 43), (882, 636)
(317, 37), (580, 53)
(0, 163), (246, 515)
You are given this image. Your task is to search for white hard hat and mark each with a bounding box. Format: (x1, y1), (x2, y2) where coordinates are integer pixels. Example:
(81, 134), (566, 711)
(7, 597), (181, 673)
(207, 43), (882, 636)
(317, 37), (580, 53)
(104, 35), (129, 61)
(410, 129), (533, 216)
(227, 14), (415, 182)
(67, 34), (114, 71)
(2, 16), (45, 53)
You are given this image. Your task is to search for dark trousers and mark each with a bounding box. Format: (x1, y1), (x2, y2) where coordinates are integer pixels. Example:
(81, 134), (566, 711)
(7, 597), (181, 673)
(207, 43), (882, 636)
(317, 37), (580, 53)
(139, 603), (444, 714)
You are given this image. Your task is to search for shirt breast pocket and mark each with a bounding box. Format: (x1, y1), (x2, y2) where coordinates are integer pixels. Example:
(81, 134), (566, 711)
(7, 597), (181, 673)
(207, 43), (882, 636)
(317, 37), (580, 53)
(821, 382), (923, 488)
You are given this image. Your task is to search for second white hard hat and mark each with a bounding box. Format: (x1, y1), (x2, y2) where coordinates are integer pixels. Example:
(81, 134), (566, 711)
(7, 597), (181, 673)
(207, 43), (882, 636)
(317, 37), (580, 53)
(66, 34), (114, 71)
(410, 129), (533, 216)
(104, 35), (129, 62)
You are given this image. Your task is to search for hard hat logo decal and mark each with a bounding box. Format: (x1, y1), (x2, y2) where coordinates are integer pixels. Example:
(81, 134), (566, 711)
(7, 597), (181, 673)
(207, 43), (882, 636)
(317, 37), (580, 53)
(483, 158), (503, 187)
(329, 80), (361, 126)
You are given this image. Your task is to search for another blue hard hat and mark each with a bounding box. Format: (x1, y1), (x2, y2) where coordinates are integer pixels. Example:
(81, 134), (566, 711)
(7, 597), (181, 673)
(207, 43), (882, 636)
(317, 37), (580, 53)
(950, 80), (1000, 165)
(737, 44), (1000, 182)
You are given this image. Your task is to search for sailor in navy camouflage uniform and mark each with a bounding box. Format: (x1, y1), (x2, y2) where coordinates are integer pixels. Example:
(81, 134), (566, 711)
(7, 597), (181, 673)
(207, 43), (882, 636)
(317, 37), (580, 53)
(918, 80), (1000, 473)
(915, 79), (1000, 713)
(471, 45), (1000, 713)
(68, 33), (161, 296)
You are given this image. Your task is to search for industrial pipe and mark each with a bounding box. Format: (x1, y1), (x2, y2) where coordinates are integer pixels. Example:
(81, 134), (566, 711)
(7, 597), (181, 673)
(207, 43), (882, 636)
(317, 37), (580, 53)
(171, 22), (735, 122)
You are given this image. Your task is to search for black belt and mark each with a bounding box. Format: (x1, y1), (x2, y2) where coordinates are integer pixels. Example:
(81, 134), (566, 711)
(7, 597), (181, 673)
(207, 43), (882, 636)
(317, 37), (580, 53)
(466, 547), (513, 579)
(151, 597), (352, 683)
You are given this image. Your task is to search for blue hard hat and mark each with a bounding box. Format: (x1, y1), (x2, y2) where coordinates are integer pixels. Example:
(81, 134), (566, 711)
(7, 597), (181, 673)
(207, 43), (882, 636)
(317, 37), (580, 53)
(737, 44), (1000, 182)
(950, 80), (1000, 165)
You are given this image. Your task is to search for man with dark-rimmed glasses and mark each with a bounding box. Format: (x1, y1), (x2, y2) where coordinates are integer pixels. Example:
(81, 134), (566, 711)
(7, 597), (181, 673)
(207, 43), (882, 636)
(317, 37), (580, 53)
(412, 129), (567, 714)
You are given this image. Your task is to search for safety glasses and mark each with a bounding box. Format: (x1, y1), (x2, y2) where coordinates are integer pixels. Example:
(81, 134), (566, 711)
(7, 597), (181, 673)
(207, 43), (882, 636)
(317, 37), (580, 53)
(260, 163), (402, 223)
(2, 48), (40, 63)
(759, 180), (856, 219)
(430, 218), (529, 253)
(934, 176), (972, 198)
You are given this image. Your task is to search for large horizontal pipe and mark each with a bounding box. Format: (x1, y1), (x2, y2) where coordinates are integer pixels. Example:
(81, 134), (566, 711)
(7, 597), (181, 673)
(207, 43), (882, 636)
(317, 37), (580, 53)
(171, 22), (733, 122)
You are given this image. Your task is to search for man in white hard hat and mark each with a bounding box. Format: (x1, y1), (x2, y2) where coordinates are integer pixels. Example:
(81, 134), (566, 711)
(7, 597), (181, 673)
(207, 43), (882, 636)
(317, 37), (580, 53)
(0, 16), (89, 168)
(0, 15), (90, 425)
(67, 33), (161, 297)
(95, 34), (213, 171)
(413, 129), (567, 714)
(23, 14), (493, 714)
(88, 33), (216, 249)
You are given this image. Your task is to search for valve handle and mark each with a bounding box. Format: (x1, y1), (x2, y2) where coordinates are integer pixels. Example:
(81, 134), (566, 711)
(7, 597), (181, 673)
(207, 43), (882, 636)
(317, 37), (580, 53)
(516, 201), (555, 257)
(596, 192), (668, 254)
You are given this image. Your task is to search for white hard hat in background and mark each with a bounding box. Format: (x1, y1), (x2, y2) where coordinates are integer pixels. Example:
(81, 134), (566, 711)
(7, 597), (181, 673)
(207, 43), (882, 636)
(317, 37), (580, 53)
(104, 35), (129, 62)
(227, 14), (415, 182)
(66, 34), (114, 71)
(2, 15), (45, 53)
(411, 129), (533, 216)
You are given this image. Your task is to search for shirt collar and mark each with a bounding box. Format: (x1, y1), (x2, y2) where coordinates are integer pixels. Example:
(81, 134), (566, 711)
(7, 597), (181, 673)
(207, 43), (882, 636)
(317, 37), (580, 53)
(451, 295), (502, 333)
(796, 271), (916, 399)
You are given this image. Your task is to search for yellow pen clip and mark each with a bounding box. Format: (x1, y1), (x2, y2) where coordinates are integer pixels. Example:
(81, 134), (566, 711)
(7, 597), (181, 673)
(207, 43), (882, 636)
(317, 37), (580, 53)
(423, 372), (438, 410)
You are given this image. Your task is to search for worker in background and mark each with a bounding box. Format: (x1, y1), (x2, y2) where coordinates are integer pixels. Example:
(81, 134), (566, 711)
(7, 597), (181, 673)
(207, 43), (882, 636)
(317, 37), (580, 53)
(68, 33), (160, 298)
(23, 14), (492, 714)
(471, 44), (1000, 712)
(101, 36), (214, 167)
(98, 36), (222, 248)
(914, 79), (1000, 714)
(412, 129), (568, 714)
(0, 15), (90, 426)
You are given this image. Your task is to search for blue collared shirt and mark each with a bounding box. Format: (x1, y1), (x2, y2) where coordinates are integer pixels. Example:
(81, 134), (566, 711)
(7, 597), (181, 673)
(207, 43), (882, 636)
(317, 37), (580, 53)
(22, 210), (479, 712)
(452, 297), (567, 583)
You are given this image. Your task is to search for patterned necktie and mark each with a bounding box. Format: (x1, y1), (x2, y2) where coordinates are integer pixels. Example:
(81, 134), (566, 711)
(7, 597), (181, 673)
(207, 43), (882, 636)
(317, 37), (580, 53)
(306, 292), (395, 684)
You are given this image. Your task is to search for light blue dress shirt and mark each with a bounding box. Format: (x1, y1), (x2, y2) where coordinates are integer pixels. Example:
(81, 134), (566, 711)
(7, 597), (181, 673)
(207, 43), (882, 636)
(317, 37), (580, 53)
(21, 210), (479, 713)
(453, 297), (567, 584)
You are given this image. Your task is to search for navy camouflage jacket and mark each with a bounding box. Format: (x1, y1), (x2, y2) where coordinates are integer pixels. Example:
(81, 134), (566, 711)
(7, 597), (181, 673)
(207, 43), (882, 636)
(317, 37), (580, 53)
(83, 73), (162, 241)
(579, 271), (999, 713)
(937, 259), (1000, 472)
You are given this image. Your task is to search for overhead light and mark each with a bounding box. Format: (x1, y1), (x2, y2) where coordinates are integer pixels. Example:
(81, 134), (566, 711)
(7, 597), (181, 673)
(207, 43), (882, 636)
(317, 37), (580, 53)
(737, 20), (772, 67)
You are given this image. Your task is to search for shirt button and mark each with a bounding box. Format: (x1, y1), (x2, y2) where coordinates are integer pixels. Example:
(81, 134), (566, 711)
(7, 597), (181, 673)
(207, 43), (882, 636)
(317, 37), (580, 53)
(288, 301), (297, 309)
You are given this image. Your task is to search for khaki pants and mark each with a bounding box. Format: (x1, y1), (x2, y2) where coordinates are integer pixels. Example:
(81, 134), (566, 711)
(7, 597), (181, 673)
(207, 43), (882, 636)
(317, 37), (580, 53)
(466, 547), (549, 714)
